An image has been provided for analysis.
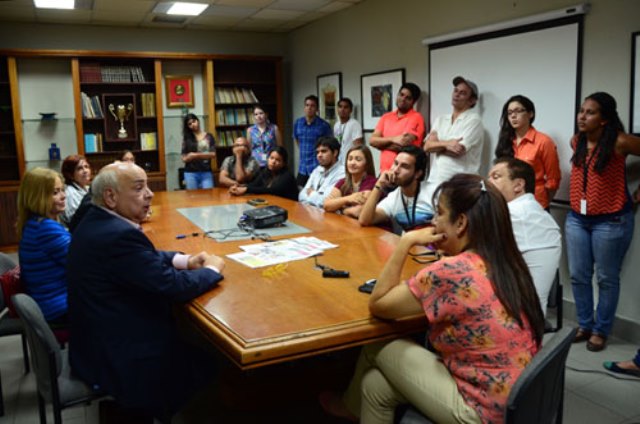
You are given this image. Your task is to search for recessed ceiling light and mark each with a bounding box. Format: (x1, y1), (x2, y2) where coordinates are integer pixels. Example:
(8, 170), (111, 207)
(167, 2), (209, 16)
(34, 0), (74, 9)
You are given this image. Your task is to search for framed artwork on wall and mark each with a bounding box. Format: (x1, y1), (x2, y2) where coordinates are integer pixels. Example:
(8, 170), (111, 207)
(317, 72), (342, 127)
(360, 68), (405, 131)
(165, 74), (194, 108)
(631, 31), (640, 135)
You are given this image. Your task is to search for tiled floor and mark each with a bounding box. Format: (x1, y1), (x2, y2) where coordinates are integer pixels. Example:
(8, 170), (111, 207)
(2, 322), (640, 424)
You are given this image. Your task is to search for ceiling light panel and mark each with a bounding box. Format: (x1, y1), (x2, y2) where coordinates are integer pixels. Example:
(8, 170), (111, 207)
(167, 2), (208, 16)
(34, 0), (74, 9)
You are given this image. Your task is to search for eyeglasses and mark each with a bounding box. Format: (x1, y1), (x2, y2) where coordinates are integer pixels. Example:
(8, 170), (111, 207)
(507, 108), (528, 116)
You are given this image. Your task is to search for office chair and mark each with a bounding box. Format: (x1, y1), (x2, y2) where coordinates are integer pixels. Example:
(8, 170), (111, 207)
(396, 327), (576, 424)
(11, 294), (103, 424)
(0, 253), (29, 417)
(545, 270), (563, 333)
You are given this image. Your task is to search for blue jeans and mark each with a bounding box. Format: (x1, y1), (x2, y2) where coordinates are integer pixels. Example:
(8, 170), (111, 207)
(184, 171), (213, 190)
(565, 210), (634, 336)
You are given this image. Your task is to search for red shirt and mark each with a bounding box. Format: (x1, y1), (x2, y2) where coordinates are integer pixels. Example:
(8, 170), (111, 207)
(512, 127), (561, 209)
(374, 109), (425, 172)
(569, 136), (628, 215)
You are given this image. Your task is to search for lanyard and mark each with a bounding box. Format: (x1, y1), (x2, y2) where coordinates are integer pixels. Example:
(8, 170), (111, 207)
(401, 186), (419, 228)
(582, 145), (599, 196)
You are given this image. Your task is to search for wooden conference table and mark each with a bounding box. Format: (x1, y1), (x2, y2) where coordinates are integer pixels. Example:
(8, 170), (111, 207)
(144, 189), (428, 370)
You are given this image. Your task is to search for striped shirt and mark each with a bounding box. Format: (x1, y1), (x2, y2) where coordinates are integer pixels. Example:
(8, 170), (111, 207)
(19, 217), (70, 321)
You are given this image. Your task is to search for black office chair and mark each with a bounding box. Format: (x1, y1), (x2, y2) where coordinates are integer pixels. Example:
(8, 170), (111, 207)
(0, 252), (29, 417)
(11, 294), (103, 424)
(545, 270), (563, 333)
(396, 327), (576, 424)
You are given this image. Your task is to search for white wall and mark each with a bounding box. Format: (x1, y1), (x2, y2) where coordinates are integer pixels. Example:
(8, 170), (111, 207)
(287, 0), (640, 333)
(17, 57), (76, 171)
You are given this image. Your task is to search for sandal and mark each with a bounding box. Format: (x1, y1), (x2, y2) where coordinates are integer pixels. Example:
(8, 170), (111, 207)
(573, 328), (592, 343)
(586, 334), (607, 352)
(603, 361), (640, 378)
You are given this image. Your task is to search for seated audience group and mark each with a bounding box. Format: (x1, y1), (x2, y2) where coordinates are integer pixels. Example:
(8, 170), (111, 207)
(11, 83), (640, 424)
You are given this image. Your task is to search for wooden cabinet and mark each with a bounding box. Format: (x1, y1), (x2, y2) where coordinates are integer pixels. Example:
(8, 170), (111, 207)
(71, 57), (166, 189)
(0, 56), (24, 249)
(0, 56), (24, 185)
(206, 57), (283, 168)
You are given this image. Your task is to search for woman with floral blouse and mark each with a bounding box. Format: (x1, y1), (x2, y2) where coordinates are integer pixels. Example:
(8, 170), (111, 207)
(320, 173), (545, 424)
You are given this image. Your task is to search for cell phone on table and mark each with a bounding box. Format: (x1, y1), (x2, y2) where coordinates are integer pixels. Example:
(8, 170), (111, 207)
(358, 279), (377, 294)
(247, 198), (268, 206)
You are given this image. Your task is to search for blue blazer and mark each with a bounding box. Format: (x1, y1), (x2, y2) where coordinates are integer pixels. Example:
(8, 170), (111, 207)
(67, 205), (222, 416)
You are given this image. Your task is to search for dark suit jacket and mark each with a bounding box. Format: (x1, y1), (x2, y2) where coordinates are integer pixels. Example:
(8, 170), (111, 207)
(67, 205), (222, 416)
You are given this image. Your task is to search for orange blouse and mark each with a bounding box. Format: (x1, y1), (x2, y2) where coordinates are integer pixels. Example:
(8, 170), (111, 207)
(512, 127), (561, 209)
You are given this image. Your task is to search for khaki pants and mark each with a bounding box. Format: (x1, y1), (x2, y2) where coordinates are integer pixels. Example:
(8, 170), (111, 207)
(342, 339), (481, 424)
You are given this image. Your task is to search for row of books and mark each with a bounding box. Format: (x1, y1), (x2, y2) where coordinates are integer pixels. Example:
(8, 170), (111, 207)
(214, 87), (259, 104)
(80, 63), (147, 83)
(215, 107), (254, 126)
(84, 132), (157, 153)
(140, 93), (156, 117)
(140, 132), (158, 151)
(84, 133), (104, 153)
(216, 129), (245, 147)
(80, 92), (104, 118)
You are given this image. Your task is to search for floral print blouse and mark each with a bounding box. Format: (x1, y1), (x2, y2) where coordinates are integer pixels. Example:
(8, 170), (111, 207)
(407, 251), (538, 424)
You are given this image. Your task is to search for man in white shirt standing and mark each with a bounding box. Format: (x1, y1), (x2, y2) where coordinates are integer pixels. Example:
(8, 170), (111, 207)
(299, 136), (345, 208)
(333, 97), (363, 164)
(488, 157), (561, 316)
(424, 76), (484, 187)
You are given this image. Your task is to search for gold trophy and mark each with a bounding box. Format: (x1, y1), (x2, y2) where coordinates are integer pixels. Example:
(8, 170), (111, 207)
(108, 103), (134, 139)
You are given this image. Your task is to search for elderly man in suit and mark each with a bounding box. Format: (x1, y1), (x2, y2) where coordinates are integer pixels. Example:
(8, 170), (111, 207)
(67, 161), (225, 420)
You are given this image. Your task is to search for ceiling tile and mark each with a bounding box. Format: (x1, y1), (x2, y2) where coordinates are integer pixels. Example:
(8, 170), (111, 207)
(234, 17), (281, 30)
(2, 0), (33, 6)
(0, 6), (35, 22)
(36, 9), (92, 23)
(91, 10), (146, 24)
(203, 5), (258, 17)
(251, 8), (304, 20)
(296, 10), (329, 22)
(214, 0), (273, 7)
(191, 14), (241, 26)
(93, 0), (155, 13)
(0, 0), (357, 34)
(268, 0), (330, 12)
(317, 1), (351, 13)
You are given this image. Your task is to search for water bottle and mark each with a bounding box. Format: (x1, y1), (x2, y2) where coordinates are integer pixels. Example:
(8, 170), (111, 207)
(49, 143), (61, 161)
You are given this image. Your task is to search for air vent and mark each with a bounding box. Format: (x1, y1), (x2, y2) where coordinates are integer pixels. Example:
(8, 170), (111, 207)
(152, 15), (187, 24)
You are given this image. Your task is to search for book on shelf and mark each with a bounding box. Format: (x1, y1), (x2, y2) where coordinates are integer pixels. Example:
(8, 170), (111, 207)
(140, 93), (156, 117)
(215, 87), (259, 104)
(80, 65), (146, 83)
(84, 133), (103, 153)
(216, 129), (245, 147)
(80, 92), (104, 118)
(140, 132), (157, 151)
(79, 62), (102, 83)
(215, 107), (253, 125)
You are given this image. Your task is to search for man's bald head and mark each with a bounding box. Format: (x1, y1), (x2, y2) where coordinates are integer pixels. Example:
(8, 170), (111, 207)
(92, 162), (153, 224)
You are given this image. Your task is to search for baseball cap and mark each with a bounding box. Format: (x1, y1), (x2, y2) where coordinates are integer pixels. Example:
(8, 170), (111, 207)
(453, 76), (479, 98)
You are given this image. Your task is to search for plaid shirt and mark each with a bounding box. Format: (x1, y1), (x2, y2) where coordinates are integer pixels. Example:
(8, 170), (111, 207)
(293, 115), (333, 176)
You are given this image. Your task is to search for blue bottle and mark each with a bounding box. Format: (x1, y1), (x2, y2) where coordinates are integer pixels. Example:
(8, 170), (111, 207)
(49, 143), (61, 161)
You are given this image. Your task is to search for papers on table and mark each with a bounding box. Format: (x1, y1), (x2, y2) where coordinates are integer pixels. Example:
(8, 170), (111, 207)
(227, 236), (338, 268)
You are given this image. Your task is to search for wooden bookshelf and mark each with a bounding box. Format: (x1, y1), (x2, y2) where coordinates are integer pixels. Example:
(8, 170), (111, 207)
(0, 56), (25, 247)
(72, 57), (166, 189)
(207, 58), (283, 168)
(0, 56), (24, 185)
